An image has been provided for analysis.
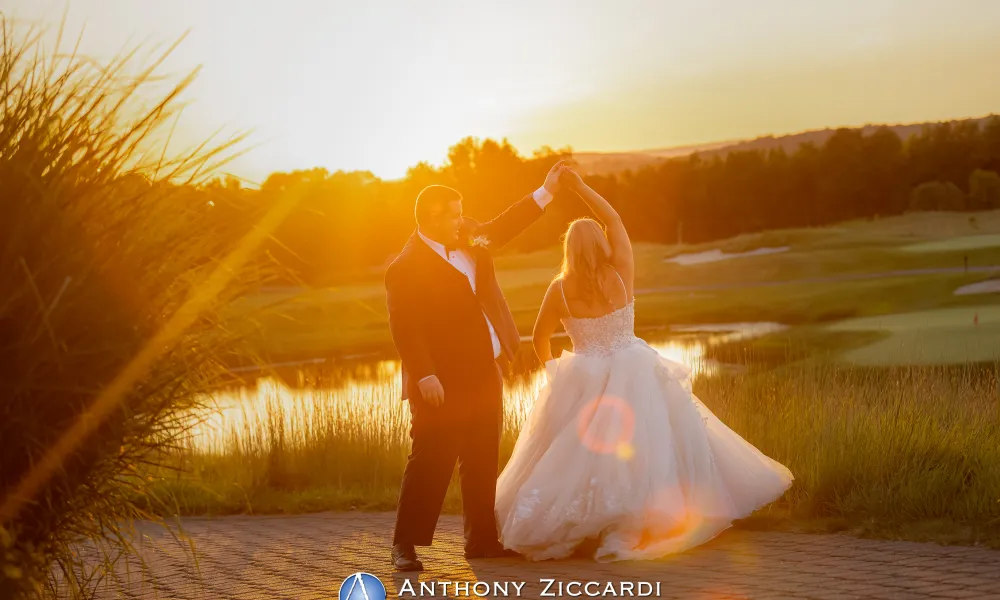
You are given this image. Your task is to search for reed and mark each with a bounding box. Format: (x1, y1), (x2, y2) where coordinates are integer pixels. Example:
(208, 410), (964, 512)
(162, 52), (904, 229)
(157, 362), (1000, 544)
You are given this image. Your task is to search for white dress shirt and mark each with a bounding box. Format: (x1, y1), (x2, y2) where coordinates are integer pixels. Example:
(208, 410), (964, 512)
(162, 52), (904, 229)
(416, 186), (554, 383)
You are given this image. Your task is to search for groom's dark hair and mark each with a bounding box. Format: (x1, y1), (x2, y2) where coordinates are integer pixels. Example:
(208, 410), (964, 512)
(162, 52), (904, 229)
(415, 185), (462, 225)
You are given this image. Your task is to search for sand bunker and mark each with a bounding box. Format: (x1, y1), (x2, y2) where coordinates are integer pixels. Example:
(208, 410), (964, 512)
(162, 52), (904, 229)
(954, 280), (1000, 295)
(666, 246), (790, 266)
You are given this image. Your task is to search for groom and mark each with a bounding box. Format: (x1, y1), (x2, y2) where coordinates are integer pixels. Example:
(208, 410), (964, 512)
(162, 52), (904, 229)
(384, 161), (566, 571)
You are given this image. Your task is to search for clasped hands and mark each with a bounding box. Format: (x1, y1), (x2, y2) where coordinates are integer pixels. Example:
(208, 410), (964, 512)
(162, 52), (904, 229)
(543, 159), (585, 197)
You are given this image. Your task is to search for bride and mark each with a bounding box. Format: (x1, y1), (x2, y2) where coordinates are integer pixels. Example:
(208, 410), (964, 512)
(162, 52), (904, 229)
(495, 166), (793, 562)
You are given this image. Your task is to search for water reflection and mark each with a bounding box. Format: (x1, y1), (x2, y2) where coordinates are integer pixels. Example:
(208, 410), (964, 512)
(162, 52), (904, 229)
(189, 324), (783, 452)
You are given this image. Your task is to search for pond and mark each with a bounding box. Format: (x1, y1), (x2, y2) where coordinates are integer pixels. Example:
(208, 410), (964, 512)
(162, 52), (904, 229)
(187, 323), (785, 452)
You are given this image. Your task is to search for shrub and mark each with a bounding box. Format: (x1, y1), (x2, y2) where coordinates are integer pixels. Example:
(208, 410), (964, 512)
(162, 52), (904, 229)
(908, 181), (967, 211)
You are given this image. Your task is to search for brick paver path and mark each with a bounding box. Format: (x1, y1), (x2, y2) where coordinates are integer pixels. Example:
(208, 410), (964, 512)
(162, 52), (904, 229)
(87, 512), (1000, 600)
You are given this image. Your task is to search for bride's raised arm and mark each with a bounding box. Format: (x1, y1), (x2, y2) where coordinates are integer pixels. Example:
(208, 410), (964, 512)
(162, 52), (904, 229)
(560, 167), (635, 299)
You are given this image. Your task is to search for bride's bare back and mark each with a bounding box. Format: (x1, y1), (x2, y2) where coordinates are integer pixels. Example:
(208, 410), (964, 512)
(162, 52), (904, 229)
(559, 265), (631, 320)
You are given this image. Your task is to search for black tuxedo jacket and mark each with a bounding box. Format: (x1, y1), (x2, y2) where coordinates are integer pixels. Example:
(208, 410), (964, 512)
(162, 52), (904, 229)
(385, 194), (545, 401)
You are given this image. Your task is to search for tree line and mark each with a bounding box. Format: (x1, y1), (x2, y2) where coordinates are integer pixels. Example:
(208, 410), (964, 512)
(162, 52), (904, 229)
(197, 116), (1000, 285)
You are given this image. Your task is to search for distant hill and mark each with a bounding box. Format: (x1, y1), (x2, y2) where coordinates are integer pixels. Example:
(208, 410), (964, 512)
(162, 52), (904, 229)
(572, 115), (997, 176)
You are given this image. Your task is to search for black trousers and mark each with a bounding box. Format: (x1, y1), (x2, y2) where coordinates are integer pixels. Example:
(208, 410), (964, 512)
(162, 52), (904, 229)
(392, 364), (503, 551)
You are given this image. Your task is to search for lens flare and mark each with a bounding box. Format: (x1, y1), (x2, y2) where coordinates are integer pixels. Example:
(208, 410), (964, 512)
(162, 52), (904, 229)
(616, 442), (635, 461)
(575, 395), (635, 455)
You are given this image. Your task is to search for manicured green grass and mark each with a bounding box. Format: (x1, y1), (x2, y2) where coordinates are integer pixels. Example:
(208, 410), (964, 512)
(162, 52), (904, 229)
(826, 305), (1000, 365)
(232, 232), (1000, 364)
(902, 233), (1000, 253)
(236, 268), (1000, 368)
(705, 303), (1000, 368)
(703, 328), (891, 368)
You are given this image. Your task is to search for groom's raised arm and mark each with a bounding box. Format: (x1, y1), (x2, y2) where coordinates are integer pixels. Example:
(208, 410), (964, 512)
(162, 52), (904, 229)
(472, 160), (566, 249)
(385, 263), (434, 384)
(471, 188), (553, 250)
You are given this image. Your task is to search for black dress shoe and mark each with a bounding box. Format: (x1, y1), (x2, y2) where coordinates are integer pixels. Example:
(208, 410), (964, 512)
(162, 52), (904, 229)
(464, 544), (522, 559)
(391, 543), (423, 571)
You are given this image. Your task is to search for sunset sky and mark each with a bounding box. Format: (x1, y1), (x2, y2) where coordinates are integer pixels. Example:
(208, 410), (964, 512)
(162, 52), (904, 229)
(3, 0), (1000, 182)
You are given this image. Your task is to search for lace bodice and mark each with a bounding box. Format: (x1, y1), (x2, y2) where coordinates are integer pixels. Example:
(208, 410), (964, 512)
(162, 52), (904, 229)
(561, 301), (639, 357)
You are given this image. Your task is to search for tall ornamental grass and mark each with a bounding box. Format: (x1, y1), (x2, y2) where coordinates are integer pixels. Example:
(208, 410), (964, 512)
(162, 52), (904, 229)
(161, 362), (1000, 545)
(0, 19), (275, 599)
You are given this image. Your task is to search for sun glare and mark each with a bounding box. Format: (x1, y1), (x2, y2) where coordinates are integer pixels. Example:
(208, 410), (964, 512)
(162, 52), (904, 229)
(9, 0), (997, 181)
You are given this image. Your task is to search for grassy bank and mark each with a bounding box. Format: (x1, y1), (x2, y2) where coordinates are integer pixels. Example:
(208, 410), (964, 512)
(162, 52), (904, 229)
(146, 362), (1000, 548)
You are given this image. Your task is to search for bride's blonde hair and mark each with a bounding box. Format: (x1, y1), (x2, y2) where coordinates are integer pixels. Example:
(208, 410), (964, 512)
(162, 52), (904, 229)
(559, 218), (614, 307)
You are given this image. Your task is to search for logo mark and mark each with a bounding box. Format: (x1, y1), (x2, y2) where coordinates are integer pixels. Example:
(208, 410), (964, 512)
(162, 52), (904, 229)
(339, 572), (387, 600)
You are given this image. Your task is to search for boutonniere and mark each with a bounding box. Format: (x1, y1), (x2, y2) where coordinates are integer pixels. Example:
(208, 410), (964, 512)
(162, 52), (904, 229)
(468, 235), (491, 249)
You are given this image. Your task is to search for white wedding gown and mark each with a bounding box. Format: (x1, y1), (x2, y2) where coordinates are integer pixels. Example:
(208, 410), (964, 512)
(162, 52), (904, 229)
(495, 298), (793, 562)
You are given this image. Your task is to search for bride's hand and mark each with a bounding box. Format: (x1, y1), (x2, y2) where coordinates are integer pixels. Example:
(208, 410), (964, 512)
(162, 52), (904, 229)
(558, 166), (584, 190)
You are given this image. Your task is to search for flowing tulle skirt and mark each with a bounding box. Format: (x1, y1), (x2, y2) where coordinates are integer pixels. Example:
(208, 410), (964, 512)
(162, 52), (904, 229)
(495, 340), (793, 562)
